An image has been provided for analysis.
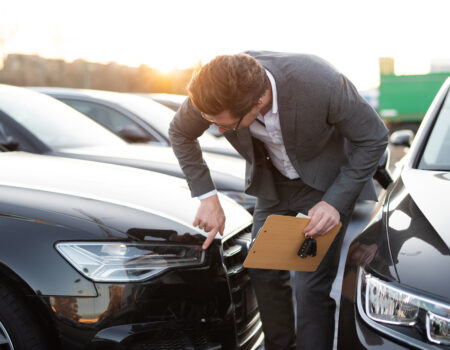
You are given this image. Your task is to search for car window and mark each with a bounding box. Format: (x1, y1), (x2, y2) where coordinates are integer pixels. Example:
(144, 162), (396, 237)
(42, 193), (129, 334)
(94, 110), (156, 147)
(101, 94), (173, 140)
(419, 89), (450, 171)
(59, 99), (158, 142)
(0, 119), (35, 152)
(0, 86), (126, 150)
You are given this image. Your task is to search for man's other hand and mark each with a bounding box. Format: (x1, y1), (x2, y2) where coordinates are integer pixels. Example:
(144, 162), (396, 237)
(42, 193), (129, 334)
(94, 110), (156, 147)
(193, 195), (226, 250)
(303, 201), (340, 237)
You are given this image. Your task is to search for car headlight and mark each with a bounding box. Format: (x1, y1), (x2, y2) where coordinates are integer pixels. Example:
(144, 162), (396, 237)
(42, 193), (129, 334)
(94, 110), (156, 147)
(222, 191), (256, 211)
(358, 268), (450, 346)
(56, 242), (204, 282)
(365, 273), (419, 326)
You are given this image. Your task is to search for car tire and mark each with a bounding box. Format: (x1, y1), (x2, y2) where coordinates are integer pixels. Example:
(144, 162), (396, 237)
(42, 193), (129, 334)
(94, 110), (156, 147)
(0, 283), (48, 350)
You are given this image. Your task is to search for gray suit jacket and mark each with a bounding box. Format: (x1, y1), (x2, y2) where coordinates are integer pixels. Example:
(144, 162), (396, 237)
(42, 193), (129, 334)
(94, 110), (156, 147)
(169, 51), (389, 213)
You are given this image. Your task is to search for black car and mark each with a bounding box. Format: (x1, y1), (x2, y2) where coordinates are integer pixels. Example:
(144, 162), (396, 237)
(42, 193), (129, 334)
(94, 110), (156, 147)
(0, 149), (263, 349)
(0, 84), (256, 212)
(338, 78), (450, 349)
(30, 87), (238, 157)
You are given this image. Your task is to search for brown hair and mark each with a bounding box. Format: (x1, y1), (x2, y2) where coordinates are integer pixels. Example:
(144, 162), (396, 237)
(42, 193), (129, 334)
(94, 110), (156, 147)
(187, 53), (269, 119)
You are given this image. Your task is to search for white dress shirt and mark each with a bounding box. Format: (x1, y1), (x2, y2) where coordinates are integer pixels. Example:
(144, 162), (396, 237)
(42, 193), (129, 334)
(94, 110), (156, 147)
(249, 70), (300, 180)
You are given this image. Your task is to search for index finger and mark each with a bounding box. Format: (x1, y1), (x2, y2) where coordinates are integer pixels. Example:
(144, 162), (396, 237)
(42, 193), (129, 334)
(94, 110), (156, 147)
(218, 222), (225, 236)
(193, 217), (200, 227)
(202, 227), (219, 250)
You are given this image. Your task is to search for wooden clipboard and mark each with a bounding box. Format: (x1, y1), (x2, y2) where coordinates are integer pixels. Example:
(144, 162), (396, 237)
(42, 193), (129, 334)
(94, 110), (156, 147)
(243, 215), (342, 272)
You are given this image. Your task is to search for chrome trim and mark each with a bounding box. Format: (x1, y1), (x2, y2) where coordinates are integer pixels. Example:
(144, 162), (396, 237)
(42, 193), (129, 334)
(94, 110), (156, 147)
(248, 332), (264, 350)
(223, 244), (243, 258)
(237, 312), (261, 336)
(226, 264), (244, 276)
(239, 319), (263, 347)
(0, 321), (14, 349)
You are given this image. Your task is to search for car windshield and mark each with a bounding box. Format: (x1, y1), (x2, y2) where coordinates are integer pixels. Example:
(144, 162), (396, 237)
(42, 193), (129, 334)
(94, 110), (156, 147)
(0, 85), (125, 149)
(419, 87), (450, 171)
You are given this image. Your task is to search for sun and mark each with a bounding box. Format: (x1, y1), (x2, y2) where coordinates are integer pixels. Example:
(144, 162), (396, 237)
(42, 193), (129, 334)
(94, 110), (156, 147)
(155, 63), (176, 74)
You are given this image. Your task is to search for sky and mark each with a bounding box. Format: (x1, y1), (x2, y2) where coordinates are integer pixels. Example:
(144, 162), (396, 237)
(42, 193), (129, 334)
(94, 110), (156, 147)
(1, 0), (450, 90)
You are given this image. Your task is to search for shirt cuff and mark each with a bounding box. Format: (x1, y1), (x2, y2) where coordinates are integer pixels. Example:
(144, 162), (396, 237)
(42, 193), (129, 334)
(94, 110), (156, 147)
(197, 189), (218, 200)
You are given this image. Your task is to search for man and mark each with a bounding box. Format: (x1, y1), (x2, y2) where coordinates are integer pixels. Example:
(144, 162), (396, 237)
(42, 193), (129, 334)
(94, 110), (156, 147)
(169, 51), (388, 350)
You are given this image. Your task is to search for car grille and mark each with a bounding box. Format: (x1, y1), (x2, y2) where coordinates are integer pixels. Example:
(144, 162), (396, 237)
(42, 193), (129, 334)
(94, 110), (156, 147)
(222, 224), (263, 350)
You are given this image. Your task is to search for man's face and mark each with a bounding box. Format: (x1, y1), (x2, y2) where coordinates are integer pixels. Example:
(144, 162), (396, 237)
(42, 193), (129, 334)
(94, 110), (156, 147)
(201, 104), (261, 134)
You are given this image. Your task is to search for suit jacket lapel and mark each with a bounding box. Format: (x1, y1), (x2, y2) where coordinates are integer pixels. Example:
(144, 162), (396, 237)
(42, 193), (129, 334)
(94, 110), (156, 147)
(224, 128), (254, 163)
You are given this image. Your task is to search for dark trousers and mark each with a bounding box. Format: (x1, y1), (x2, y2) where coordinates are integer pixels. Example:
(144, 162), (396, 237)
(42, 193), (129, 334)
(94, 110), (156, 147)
(248, 170), (354, 350)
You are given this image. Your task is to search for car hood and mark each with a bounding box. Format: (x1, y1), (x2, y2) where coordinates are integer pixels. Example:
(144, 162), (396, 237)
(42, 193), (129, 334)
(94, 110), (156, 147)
(386, 168), (450, 299)
(401, 169), (450, 247)
(57, 144), (245, 183)
(0, 152), (252, 239)
(198, 132), (240, 156)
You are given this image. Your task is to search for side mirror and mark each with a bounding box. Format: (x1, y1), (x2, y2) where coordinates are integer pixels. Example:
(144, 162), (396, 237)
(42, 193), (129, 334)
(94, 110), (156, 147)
(118, 125), (152, 143)
(373, 148), (393, 189)
(0, 136), (19, 151)
(390, 130), (414, 147)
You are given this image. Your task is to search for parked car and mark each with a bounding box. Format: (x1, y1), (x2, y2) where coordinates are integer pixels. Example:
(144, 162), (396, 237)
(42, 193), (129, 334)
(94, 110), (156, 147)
(0, 148), (263, 349)
(31, 87), (237, 157)
(30, 85), (393, 190)
(143, 93), (223, 137)
(338, 78), (450, 349)
(0, 84), (255, 212)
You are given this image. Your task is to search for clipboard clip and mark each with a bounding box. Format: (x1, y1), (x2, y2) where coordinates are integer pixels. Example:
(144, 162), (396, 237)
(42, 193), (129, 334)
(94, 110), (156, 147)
(297, 237), (317, 259)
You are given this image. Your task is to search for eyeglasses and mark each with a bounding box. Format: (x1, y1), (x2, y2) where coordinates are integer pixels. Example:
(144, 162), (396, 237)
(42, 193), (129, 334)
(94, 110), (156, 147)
(201, 112), (246, 132)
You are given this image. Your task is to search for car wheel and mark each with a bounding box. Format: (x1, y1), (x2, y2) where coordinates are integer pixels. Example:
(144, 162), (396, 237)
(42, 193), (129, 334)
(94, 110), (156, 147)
(0, 283), (48, 350)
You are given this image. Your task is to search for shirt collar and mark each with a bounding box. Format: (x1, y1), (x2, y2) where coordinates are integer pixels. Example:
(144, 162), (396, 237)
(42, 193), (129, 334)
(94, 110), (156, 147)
(265, 69), (278, 114)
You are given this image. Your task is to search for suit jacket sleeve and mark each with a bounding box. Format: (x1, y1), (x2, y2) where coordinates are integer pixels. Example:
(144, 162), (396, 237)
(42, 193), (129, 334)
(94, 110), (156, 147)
(321, 74), (389, 213)
(168, 97), (216, 197)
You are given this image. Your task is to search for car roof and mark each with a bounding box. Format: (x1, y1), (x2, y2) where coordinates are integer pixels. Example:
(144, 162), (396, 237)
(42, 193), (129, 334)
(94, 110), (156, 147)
(29, 86), (129, 101)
